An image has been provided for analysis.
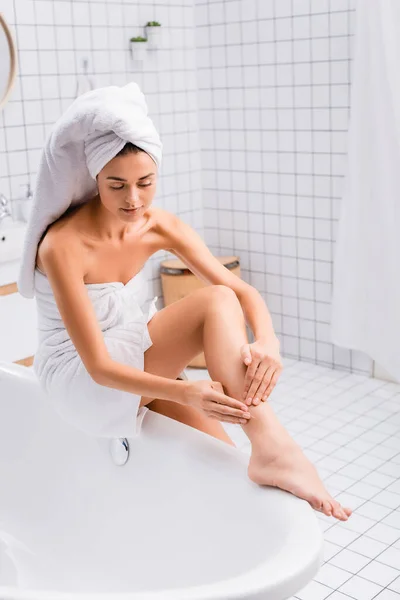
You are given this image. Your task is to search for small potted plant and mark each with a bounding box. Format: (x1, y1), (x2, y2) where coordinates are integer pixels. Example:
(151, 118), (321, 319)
(145, 21), (161, 50)
(130, 36), (147, 60)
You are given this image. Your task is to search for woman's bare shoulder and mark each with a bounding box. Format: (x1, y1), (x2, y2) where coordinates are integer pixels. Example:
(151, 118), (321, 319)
(150, 206), (180, 239)
(147, 206), (184, 250)
(150, 206), (195, 251)
(36, 205), (87, 276)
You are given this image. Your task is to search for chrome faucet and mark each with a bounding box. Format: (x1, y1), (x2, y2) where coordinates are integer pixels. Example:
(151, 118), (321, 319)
(0, 194), (12, 222)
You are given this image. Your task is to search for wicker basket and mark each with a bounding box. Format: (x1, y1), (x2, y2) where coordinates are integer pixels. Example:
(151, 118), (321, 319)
(160, 256), (241, 368)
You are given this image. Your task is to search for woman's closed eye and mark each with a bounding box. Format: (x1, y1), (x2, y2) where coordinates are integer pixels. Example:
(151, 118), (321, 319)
(111, 183), (152, 190)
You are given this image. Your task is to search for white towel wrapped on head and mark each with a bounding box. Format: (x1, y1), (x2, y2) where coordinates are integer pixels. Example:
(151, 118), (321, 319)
(17, 81), (163, 299)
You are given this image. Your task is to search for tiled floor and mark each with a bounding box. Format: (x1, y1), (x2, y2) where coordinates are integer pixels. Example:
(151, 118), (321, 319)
(186, 358), (400, 600)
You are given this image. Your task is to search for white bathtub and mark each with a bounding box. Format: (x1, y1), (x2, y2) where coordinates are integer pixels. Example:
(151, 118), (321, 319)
(0, 361), (323, 600)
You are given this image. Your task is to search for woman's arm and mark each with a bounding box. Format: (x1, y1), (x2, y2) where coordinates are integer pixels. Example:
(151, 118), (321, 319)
(39, 224), (253, 421)
(235, 286), (279, 347)
(162, 213), (283, 403)
(164, 212), (279, 346)
(40, 232), (187, 404)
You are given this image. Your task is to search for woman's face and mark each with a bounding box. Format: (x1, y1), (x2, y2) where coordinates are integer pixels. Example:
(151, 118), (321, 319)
(96, 150), (157, 221)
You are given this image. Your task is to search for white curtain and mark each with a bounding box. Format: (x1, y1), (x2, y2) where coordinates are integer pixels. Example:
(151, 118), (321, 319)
(331, 0), (400, 381)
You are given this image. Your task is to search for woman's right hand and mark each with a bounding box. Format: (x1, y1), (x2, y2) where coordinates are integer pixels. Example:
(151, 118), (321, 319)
(180, 380), (252, 424)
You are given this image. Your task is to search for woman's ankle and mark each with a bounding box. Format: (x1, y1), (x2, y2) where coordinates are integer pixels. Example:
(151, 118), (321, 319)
(241, 401), (296, 447)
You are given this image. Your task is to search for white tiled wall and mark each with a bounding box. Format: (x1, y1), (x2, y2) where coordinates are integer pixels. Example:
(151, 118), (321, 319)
(0, 0), (203, 300)
(195, 0), (374, 376)
(1, 0), (378, 377)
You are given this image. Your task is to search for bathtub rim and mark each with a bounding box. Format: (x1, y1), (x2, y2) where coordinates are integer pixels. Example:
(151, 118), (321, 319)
(0, 360), (324, 600)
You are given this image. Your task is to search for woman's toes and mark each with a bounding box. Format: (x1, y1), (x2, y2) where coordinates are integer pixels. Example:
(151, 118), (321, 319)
(322, 499), (333, 516)
(309, 495), (324, 512)
(332, 501), (348, 521)
(333, 506), (346, 520)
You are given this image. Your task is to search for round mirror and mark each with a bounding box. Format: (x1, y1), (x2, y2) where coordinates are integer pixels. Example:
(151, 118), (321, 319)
(0, 13), (17, 110)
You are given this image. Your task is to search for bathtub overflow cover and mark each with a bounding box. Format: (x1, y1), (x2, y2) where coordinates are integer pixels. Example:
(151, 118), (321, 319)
(109, 437), (130, 466)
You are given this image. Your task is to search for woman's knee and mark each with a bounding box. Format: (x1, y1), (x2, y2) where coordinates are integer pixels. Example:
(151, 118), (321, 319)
(207, 284), (239, 307)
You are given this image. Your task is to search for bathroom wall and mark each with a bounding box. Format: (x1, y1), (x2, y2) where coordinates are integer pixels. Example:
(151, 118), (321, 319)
(195, 0), (373, 375)
(1, 0), (375, 376)
(0, 0), (203, 300)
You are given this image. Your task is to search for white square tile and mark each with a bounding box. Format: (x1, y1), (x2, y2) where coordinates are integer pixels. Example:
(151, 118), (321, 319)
(276, 16), (293, 39)
(357, 560), (400, 587)
(354, 454), (386, 470)
(387, 480), (400, 495)
(314, 563), (352, 588)
(373, 490), (400, 510)
(356, 501), (394, 520)
(345, 481), (381, 501)
(322, 540), (342, 562)
(388, 575), (400, 592)
(8, 150), (28, 176)
(338, 574), (383, 599)
(339, 464), (370, 480)
(330, 10), (350, 35)
(257, 1), (274, 18)
(376, 546), (400, 570)
(293, 15), (311, 39)
(324, 524), (360, 547)
(311, 13), (329, 37)
(15, 0), (35, 24)
(329, 548), (371, 574)
(15, 24), (36, 50)
(5, 126), (25, 152)
(378, 462), (400, 479)
(366, 523), (400, 545)
(362, 471), (397, 489)
(374, 589), (400, 599)
(325, 593), (355, 600)
(330, 37), (350, 61)
(274, 0), (292, 18)
(382, 510), (400, 530)
(35, 0), (54, 24)
(18, 49), (39, 74)
(343, 513), (376, 535)
(332, 492), (366, 511)
(348, 536), (389, 559)
(292, 0), (311, 16)
(296, 579), (333, 600)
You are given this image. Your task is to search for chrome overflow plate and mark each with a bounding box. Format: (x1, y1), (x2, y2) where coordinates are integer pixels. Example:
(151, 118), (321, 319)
(109, 437), (130, 466)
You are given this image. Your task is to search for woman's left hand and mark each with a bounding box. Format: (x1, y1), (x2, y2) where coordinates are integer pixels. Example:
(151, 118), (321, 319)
(240, 339), (283, 406)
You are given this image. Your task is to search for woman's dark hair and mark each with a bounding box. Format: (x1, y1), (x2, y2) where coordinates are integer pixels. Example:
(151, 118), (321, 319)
(114, 141), (146, 158)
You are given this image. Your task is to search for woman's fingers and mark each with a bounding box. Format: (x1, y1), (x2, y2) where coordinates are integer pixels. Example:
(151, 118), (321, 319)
(262, 367), (281, 401)
(244, 362), (271, 404)
(207, 411), (249, 425)
(208, 392), (251, 420)
(210, 401), (251, 420)
(242, 359), (261, 402)
(250, 364), (275, 403)
(210, 390), (249, 412)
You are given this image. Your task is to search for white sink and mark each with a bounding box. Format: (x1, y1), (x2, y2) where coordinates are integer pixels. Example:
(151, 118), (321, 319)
(0, 219), (27, 265)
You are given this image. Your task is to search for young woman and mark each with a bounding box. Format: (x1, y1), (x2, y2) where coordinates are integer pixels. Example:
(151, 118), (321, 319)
(36, 141), (351, 522)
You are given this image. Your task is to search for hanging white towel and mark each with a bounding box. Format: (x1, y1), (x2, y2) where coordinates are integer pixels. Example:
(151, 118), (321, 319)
(331, 0), (400, 380)
(17, 81), (162, 299)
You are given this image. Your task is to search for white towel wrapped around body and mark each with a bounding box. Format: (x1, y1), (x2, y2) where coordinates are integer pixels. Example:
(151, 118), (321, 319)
(17, 81), (162, 299)
(17, 82), (163, 438)
(33, 266), (158, 438)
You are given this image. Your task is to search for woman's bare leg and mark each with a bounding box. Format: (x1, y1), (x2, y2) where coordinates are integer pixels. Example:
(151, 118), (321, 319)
(143, 285), (351, 520)
(201, 286), (351, 521)
(141, 286), (236, 446)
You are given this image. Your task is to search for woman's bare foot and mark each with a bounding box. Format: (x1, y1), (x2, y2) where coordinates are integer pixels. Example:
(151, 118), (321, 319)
(247, 440), (352, 521)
